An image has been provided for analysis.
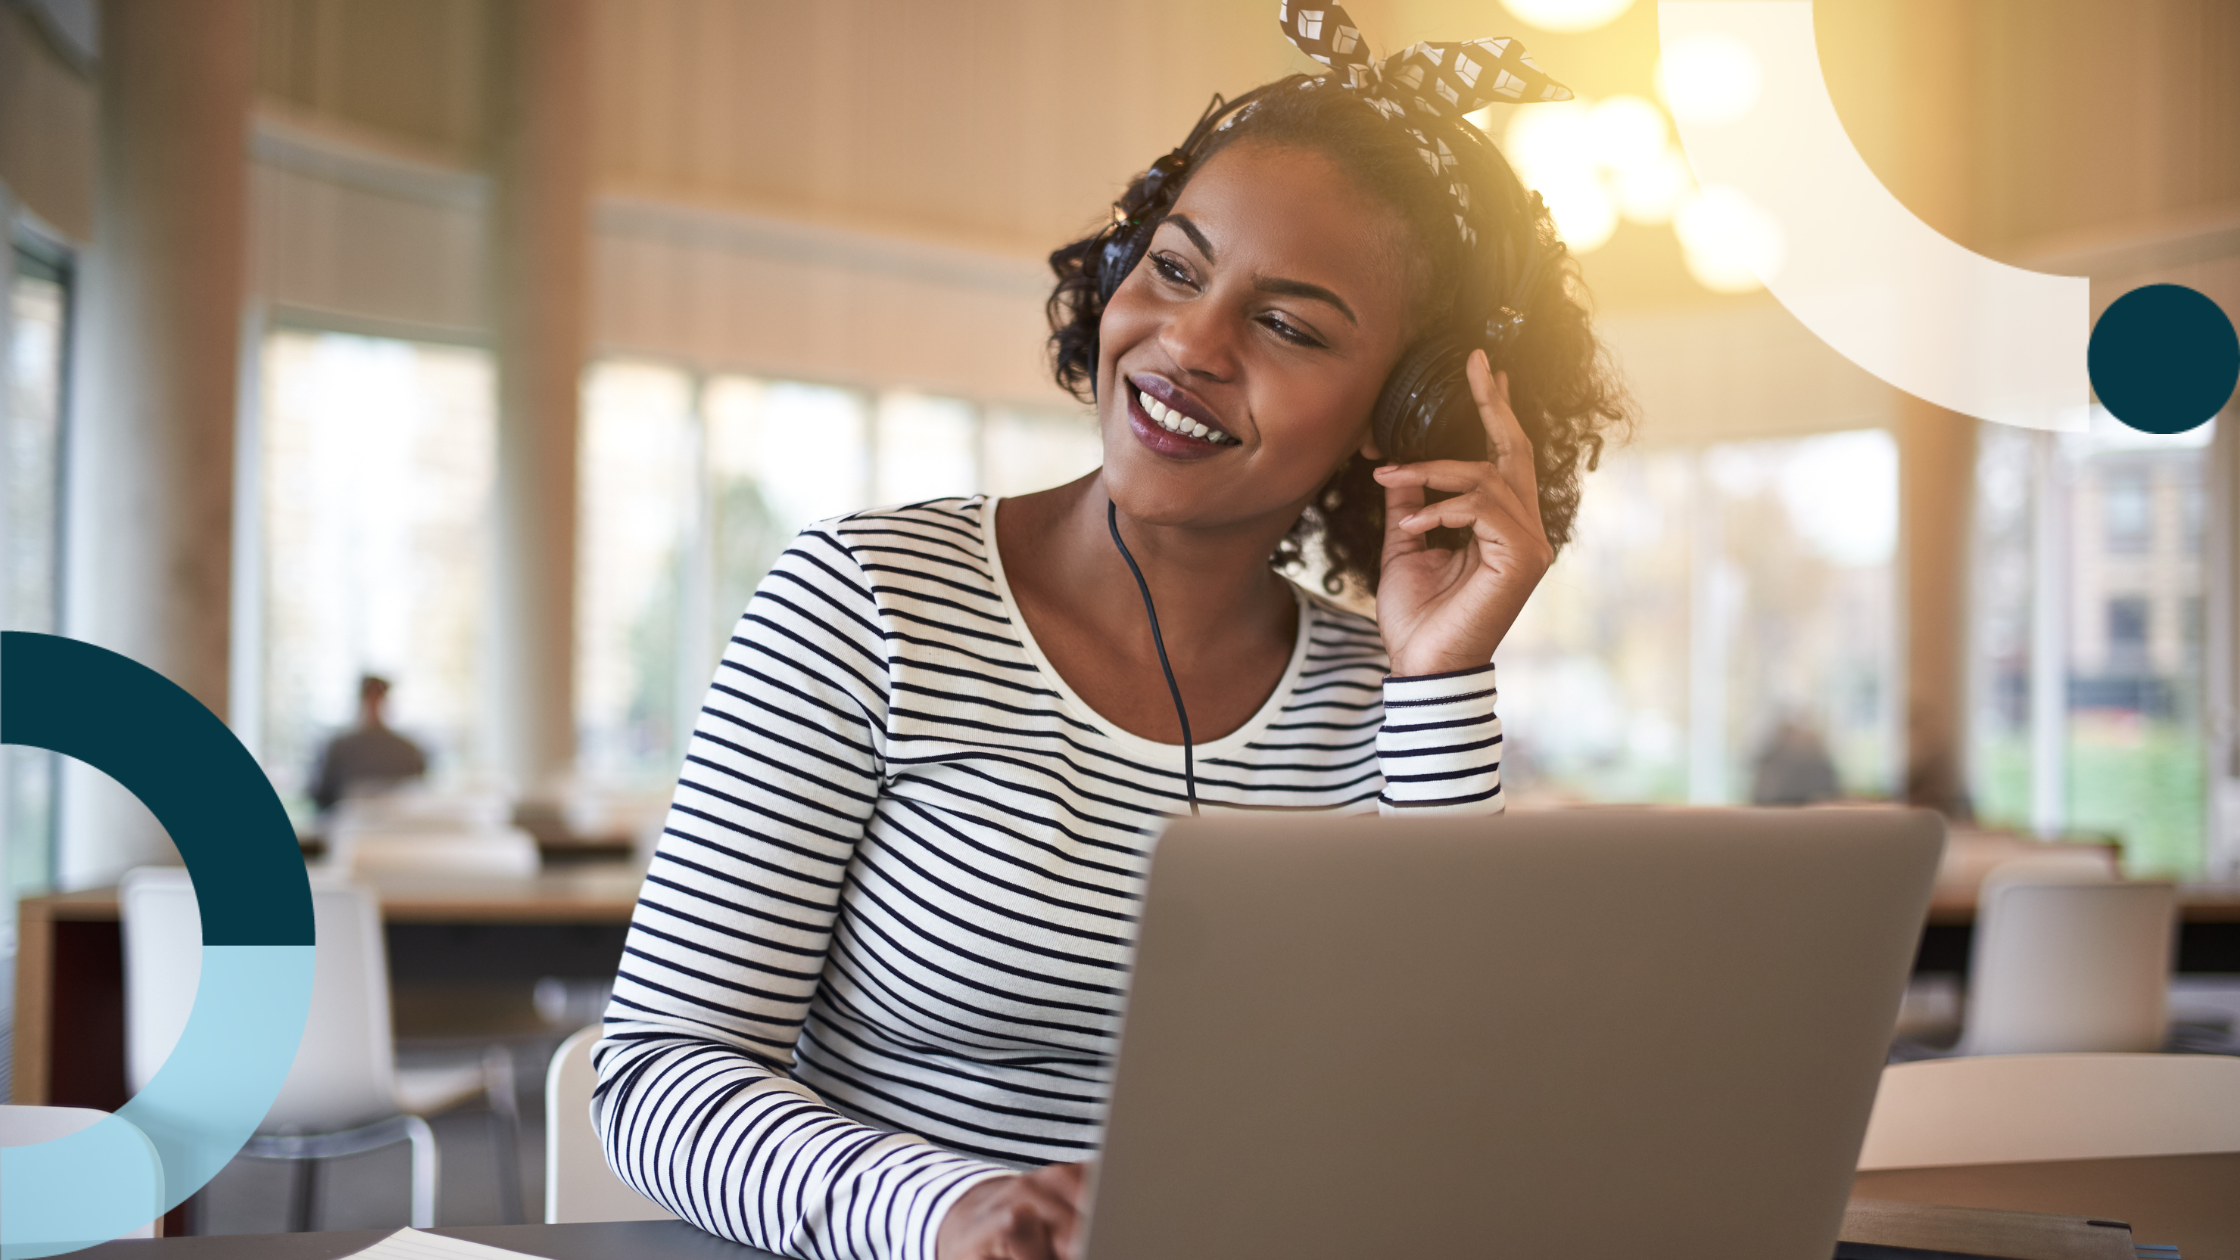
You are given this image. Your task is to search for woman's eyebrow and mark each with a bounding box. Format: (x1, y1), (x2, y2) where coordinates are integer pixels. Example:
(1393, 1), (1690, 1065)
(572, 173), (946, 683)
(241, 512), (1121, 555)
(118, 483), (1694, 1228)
(1163, 214), (1219, 263)
(1254, 276), (1357, 327)
(1161, 214), (1359, 328)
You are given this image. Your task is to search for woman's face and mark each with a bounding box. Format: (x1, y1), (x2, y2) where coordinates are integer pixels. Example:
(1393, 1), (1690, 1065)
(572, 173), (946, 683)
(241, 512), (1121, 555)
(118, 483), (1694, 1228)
(1096, 141), (1417, 531)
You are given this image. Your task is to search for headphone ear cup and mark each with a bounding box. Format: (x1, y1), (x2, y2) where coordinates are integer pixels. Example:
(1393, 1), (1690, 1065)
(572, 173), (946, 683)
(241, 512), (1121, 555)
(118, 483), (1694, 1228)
(1097, 222), (1156, 308)
(1370, 335), (1486, 465)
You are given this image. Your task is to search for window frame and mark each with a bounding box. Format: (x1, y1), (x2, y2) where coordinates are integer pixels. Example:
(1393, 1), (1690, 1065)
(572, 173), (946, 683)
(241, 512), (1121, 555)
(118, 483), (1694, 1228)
(3, 212), (79, 943)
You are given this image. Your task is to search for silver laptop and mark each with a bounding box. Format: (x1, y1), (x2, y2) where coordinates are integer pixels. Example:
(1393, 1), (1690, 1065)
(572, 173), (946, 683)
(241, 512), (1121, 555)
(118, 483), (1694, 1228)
(1084, 807), (1944, 1260)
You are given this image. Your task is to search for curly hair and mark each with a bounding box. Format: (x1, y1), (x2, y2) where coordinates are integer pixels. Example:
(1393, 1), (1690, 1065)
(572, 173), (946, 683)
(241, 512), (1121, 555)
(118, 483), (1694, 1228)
(1047, 75), (1631, 596)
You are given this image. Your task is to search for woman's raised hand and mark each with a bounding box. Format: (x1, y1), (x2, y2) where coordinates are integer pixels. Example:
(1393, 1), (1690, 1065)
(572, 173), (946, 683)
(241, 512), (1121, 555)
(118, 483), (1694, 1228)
(936, 1162), (1091, 1260)
(1371, 351), (1555, 678)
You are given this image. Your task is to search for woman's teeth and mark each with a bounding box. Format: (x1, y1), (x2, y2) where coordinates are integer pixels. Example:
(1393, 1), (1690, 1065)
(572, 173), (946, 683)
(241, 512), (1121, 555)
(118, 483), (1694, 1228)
(1138, 388), (1236, 444)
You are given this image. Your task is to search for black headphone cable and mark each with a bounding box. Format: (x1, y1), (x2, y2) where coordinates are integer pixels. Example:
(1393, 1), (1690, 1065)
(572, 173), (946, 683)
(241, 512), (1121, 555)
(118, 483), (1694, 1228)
(1107, 499), (1199, 817)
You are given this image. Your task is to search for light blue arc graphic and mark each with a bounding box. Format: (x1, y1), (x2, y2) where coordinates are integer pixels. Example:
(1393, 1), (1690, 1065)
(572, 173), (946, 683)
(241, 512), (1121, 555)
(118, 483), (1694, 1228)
(0, 946), (314, 1258)
(1659, 1), (2090, 432)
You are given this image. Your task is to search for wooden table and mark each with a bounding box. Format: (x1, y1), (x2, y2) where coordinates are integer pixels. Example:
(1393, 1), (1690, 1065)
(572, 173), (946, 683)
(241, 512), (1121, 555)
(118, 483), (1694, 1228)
(76, 1221), (776, 1259)
(9, 863), (648, 1109)
(18, 855), (2240, 1108)
(1855, 1151), (2240, 1260)
(63, 1186), (2227, 1258)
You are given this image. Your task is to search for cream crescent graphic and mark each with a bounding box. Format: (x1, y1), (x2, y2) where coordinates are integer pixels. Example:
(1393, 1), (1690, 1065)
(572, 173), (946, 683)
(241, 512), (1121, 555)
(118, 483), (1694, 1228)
(1659, 1), (2090, 433)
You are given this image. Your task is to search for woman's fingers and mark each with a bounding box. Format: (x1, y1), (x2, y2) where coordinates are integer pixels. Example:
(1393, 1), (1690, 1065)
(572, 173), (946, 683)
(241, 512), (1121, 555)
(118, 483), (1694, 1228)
(1382, 463), (1538, 536)
(1373, 459), (1500, 494)
(1024, 1163), (1091, 1260)
(937, 1170), (1087, 1260)
(1379, 466), (1430, 557)
(1393, 490), (1544, 560)
(1372, 460), (1537, 527)
(1467, 352), (1543, 527)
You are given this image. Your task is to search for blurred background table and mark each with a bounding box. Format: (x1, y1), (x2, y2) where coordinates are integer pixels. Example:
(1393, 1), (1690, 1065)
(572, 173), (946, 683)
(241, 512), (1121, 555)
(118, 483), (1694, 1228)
(74, 1220), (779, 1258)
(1854, 1151), (2240, 1260)
(10, 862), (645, 1109)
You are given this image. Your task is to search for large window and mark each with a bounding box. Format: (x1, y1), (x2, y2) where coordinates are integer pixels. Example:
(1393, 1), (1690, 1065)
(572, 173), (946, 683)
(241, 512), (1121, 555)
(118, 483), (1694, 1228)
(4, 244), (71, 945)
(1971, 412), (2216, 875)
(256, 328), (496, 812)
(1498, 429), (1900, 807)
(577, 359), (1099, 786)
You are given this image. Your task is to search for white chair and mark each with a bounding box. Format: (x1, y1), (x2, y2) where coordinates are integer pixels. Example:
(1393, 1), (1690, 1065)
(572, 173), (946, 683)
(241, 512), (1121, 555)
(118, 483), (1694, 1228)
(1957, 857), (2176, 1055)
(0, 1106), (158, 1238)
(331, 786), (513, 834)
(544, 1026), (677, 1224)
(1859, 1053), (2240, 1169)
(120, 867), (519, 1230)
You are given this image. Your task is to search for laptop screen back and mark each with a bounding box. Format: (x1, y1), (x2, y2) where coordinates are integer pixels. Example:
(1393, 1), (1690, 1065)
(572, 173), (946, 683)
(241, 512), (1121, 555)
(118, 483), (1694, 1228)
(1085, 807), (1944, 1260)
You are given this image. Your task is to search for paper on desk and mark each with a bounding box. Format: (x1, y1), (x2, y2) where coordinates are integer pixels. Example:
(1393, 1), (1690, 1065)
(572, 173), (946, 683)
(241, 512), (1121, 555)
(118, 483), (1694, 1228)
(342, 1228), (542, 1259)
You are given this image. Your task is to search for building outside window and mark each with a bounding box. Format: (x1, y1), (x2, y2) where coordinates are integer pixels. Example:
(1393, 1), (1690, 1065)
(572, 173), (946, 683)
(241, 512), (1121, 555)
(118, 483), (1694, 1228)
(2102, 469), (2154, 554)
(1971, 413), (2215, 876)
(2105, 597), (2151, 678)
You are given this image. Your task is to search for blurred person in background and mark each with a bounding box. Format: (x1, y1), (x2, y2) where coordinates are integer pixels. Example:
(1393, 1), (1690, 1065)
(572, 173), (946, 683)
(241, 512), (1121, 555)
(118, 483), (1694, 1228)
(310, 673), (428, 813)
(1749, 715), (1842, 806)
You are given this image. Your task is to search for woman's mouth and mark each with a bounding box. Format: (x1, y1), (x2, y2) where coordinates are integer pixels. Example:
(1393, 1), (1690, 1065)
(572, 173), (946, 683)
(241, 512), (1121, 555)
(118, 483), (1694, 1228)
(1126, 378), (1238, 459)
(1136, 387), (1237, 444)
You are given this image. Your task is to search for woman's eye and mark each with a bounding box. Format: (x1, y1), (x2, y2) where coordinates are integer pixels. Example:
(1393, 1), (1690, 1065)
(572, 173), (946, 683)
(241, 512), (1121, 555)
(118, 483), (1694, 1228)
(1150, 253), (1195, 288)
(1262, 314), (1324, 348)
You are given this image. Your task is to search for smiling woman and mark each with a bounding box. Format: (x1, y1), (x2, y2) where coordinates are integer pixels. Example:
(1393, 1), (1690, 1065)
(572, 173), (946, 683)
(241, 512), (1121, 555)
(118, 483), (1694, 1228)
(590, 9), (1629, 1260)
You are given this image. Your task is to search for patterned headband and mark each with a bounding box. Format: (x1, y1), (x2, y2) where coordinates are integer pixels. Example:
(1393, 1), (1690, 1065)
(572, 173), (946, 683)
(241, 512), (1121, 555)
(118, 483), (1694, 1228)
(1276, 2), (1572, 246)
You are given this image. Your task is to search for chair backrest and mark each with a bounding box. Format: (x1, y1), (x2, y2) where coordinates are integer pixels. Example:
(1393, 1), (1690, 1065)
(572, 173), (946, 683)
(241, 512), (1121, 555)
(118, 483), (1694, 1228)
(0, 1107), (157, 1238)
(1859, 1053), (2240, 1169)
(331, 787), (512, 833)
(1961, 859), (2175, 1055)
(544, 1026), (677, 1224)
(340, 826), (541, 879)
(121, 867), (398, 1133)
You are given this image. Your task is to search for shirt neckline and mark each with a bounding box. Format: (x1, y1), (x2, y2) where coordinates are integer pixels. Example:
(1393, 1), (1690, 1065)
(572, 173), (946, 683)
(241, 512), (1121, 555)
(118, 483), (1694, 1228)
(980, 495), (1317, 762)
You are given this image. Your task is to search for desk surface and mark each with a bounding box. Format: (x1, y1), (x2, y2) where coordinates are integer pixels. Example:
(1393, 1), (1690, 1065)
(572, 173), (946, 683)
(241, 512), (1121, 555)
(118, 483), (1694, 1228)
(68, 1165), (2240, 1259)
(22, 869), (2240, 928)
(20, 864), (648, 925)
(1854, 1150), (2240, 1260)
(78, 1221), (777, 1259)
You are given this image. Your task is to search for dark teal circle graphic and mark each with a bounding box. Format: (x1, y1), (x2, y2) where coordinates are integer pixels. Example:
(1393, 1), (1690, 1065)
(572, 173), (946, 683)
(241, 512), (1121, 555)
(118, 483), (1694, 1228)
(0, 631), (310, 944)
(2087, 284), (2239, 436)
(2, 631), (316, 1253)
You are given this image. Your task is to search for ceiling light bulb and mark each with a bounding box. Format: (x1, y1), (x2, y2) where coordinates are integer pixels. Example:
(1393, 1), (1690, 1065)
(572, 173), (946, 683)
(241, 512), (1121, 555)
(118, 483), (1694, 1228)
(1674, 184), (1784, 292)
(1614, 147), (1691, 224)
(1656, 33), (1763, 126)
(1587, 95), (1669, 175)
(1504, 98), (1597, 189)
(1538, 175), (1620, 253)
(1499, 0), (1636, 34)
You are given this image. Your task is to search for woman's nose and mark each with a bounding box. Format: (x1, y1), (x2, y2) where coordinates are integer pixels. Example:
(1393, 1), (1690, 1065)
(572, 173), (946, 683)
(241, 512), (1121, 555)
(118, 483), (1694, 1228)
(1159, 294), (1240, 382)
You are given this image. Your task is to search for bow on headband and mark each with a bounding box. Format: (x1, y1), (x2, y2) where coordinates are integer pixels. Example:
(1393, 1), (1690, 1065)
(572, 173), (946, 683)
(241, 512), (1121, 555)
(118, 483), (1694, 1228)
(1276, 2), (1572, 244)
(1280, 3), (1573, 113)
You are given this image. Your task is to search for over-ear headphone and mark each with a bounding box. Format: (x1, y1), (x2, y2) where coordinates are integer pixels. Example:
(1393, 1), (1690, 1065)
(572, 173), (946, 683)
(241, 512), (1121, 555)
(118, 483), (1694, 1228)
(1087, 88), (1544, 471)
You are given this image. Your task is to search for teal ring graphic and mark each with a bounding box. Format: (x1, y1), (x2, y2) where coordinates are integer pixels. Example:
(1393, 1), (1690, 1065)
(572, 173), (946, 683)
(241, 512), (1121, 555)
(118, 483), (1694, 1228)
(0, 632), (314, 1258)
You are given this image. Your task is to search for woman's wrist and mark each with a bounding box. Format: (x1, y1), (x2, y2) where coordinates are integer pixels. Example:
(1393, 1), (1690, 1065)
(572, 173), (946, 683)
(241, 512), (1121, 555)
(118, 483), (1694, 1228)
(1385, 656), (1496, 682)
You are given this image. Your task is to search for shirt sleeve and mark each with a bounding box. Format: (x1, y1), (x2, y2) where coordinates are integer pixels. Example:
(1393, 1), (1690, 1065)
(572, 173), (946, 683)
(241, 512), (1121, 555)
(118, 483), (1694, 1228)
(1376, 663), (1505, 815)
(592, 523), (1009, 1260)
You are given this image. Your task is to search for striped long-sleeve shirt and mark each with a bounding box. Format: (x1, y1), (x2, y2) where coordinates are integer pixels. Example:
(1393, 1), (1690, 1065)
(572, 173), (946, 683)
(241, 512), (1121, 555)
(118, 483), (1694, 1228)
(592, 496), (1504, 1260)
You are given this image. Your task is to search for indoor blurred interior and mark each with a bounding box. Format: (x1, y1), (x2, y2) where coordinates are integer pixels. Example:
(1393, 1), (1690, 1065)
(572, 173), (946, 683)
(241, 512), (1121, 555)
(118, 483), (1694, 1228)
(2, 0), (2236, 1241)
